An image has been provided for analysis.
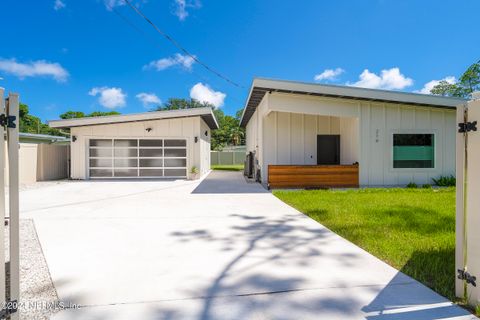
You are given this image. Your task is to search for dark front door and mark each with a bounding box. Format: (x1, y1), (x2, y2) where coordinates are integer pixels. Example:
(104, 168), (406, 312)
(317, 135), (340, 165)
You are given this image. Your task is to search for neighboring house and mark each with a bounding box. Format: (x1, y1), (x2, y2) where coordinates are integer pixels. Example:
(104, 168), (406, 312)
(49, 108), (218, 180)
(240, 78), (466, 188)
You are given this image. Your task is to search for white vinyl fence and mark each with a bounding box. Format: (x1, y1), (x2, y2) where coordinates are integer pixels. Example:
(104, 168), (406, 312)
(211, 151), (245, 165)
(0, 88), (20, 319)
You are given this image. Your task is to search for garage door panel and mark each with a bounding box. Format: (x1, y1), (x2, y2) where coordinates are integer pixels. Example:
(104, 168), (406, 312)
(164, 149), (186, 157)
(164, 158), (187, 167)
(114, 148), (138, 157)
(139, 139), (163, 147)
(140, 169), (164, 177)
(139, 149), (164, 157)
(164, 139), (186, 147)
(89, 138), (187, 179)
(114, 139), (138, 147)
(139, 159), (163, 167)
(90, 139), (112, 147)
(90, 168), (113, 177)
(89, 159), (112, 168)
(164, 169), (187, 177)
(114, 159), (138, 167)
(90, 149), (112, 157)
(114, 169), (138, 177)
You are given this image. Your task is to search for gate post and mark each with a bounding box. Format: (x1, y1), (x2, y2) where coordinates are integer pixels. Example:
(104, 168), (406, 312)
(456, 93), (480, 307)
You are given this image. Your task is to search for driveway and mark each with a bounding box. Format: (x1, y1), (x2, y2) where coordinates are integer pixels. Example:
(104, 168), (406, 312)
(22, 171), (474, 320)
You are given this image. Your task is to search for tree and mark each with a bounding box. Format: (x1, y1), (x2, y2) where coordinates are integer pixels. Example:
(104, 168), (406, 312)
(431, 59), (480, 98)
(59, 110), (120, 119)
(156, 98), (213, 111)
(20, 103), (67, 136)
(154, 98), (245, 150)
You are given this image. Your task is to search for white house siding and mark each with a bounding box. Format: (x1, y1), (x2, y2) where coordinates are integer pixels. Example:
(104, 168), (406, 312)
(359, 102), (456, 186)
(245, 92), (456, 186)
(199, 118), (211, 176)
(262, 112), (359, 182)
(70, 117), (207, 179)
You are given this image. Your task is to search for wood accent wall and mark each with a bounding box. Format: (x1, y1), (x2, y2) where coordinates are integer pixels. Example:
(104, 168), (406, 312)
(268, 164), (359, 189)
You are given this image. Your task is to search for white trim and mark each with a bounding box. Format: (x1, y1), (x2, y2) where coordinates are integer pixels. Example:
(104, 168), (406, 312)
(49, 107), (218, 129)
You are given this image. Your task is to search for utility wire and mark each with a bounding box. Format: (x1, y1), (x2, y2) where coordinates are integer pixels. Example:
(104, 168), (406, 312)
(123, 0), (245, 89)
(108, 3), (214, 87)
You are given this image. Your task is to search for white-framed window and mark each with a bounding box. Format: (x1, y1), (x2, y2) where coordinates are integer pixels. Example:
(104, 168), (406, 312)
(392, 133), (435, 169)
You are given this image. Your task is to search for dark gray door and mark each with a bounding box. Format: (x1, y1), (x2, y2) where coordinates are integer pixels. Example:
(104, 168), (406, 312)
(317, 135), (340, 165)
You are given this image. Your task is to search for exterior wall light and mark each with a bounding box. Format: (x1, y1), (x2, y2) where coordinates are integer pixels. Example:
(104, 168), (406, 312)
(72, 135), (77, 142)
(205, 130), (208, 136)
(146, 127), (152, 132)
(194, 136), (198, 143)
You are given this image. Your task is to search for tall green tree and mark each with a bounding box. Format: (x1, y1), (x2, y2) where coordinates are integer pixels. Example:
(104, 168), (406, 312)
(431, 59), (480, 98)
(155, 98), (245, 150)
(155, 98), (213, 111)
(19, 103), (67, 136)
(59, 110), (120, 119)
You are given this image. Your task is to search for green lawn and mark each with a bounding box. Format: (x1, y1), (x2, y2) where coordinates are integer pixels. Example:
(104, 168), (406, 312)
(273, 187), (456, 301)
(211, 164), (244, 171)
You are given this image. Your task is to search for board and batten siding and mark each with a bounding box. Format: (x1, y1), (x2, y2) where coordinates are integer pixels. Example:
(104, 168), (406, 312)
(245, 92), (456, 186)
(359, 102), (456, 186)
(70, 116), (209, 179)
(261, 112), (359, 181)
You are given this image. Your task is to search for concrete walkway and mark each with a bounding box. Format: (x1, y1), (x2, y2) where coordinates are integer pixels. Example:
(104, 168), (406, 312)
(21, 171), (475, 319)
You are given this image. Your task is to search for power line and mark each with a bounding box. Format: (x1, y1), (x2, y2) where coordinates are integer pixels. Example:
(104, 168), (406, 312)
(122, 0), (245, 89)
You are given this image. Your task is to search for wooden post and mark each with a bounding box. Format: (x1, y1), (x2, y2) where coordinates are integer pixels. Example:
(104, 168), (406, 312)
(7, 93), (20, 320)
(0, 88), (5, 309)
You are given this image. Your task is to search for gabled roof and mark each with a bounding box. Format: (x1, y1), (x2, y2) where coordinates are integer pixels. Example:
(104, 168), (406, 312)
(240, 78), (467, 127)
(49, 107), (219, 130)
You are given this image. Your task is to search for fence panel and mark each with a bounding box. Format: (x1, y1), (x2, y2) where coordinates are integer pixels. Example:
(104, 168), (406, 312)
(37, 144), (69, 181)
(211, 151), (245, 165)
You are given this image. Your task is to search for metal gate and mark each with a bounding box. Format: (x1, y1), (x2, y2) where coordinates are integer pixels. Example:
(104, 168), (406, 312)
(0, 88), (20, 319)
(456, 93), (480, 307)
(88, 138), (187, 178)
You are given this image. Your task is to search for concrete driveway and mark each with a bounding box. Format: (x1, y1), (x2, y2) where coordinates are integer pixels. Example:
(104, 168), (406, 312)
(22, 171), (474, 320)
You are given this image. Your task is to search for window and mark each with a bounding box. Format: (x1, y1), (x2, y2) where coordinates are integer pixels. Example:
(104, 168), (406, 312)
(393, 134), (434, 168)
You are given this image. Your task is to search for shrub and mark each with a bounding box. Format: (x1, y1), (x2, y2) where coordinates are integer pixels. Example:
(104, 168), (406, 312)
(422, 184), (432, 189)
(432, 175), (456, 187)
(406, 182), (418, 188)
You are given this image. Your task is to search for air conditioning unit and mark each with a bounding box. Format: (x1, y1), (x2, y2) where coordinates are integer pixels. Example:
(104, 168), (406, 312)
(244, 152), (254, 178)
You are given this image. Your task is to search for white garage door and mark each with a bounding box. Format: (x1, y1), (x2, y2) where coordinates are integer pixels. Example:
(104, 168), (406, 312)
(88, 138), (187, 178)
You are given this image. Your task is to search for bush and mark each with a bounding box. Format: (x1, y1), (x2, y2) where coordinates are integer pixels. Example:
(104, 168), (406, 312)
(432, 175), (456, 187)
(422, 184), (432, 189)
(406, 182), (418, 188)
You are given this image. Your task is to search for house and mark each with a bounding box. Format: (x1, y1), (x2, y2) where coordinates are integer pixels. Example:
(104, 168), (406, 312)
(49, 107), (218, 180)
(240, 78), (466, 188)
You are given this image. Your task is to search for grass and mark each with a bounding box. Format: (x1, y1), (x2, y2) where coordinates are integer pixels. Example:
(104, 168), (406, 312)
(273, 187), (456, 301)
(211, 164), (244, 171)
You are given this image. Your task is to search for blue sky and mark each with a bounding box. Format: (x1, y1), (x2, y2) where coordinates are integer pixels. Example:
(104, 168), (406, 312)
(1, 0), (478, 121)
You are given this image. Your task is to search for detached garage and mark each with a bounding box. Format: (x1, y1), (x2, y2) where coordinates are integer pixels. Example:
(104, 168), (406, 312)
(49, 107), (218, 180)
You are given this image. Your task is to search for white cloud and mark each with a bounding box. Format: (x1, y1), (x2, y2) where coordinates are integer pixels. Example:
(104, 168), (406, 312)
(314, 68), (344, 81)
(0, 58), (69, 82)
(349, 67), (413, 90)
(54, 0), (65, 10)
(144, 53), (196, 71)
(104, 0), (126, 10)
(173, 0), (201, 21)
(136, 92), (161, 107)
(190, 83), (226, 108)
(416, 76), (456, 94)
(89, 87), (126, 109)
